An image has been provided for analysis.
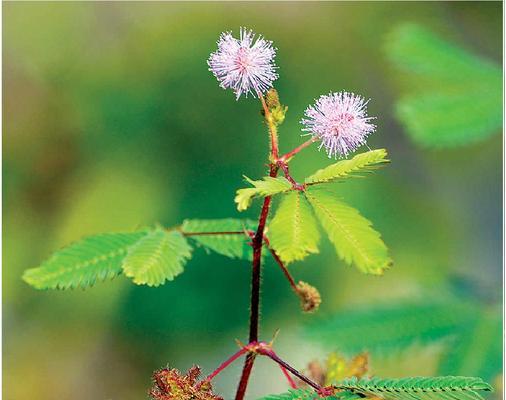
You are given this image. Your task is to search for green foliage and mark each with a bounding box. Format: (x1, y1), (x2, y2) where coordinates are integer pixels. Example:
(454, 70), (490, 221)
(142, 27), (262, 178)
(258, 389), (359, 400)
(269, 192), (320, 264)
(386, 23), (501, 147)
(22, 231), (149, 290)
(305, 187), (391, 275)
(438, 308), (502, 381)
(305, 149), (389, 185)
(122, 228), (192, 287)
(235, 176), (292, 211)
(396, 92), (502, 148)
(304, 299), (479, 353)
(182, 218), (256, 261)
(334, 376), (492, 400)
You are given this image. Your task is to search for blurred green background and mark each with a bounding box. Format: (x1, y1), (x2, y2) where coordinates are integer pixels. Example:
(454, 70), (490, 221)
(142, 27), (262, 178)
(3, 2), (502, 399)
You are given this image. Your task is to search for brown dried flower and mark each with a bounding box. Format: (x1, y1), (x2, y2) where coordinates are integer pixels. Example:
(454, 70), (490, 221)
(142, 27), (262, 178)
(149, 366), (223, 400)
(296, 281), (322, 313)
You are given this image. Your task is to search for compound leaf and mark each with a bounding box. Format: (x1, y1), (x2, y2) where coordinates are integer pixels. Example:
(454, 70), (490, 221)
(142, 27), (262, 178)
(258, 389), (360, 400)
(269, 191), (320, 264)
(122, 228), (192, 287)
(22, 231), (148, 290)
(235, 176), (292, 211)
(334, 376), (492, 400)
(305, 187), (391, 275)
(182, 218), (256, 261)
(305, 149), (389, 185)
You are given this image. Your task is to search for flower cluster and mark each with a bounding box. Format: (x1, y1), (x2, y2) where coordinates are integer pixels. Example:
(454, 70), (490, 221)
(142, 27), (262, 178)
(208, 29), (377, 157)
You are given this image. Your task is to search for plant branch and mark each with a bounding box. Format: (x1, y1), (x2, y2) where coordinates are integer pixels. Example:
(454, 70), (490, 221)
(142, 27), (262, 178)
(278, 364), (298, 389)
(204, 346), (249, 382)
(277, 161), (305, 191)
(207, 341), (328, 395)
(259, 92), (279, 160)
(257, 346), (322, 392)
(263, 235), (298, 292)
(279, 137), (318, 163)
(235, 93), (280, 400)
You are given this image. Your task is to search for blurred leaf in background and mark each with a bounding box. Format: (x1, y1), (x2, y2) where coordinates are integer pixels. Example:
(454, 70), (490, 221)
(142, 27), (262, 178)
(386, 23), (502, 147)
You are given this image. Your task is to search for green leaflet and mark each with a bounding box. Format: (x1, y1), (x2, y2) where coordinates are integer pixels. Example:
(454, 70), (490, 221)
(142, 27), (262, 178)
(22, 231), (149, 290)
(385, 24), (499, 81)
(304, 299), (480, 353)
(334, 376), (492, 400)
(122, 228), (192, 287)
(258, 389), (359, 400)
(386, 23), (501, 147)
(305, 187), (391, 275)
(305, 149), (389, 185)
(182, 218), (256, 261)
(396, 91), (501, 148)
(235, 176), (292, 211)
(268, 191), (320, 264)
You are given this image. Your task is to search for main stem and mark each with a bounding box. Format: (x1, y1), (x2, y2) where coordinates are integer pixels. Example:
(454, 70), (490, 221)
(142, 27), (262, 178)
(235, 95), (279, 400)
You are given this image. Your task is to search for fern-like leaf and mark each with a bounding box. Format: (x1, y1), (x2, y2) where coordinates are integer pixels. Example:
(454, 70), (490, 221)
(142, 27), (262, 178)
(258, 389), (359, 400)
(182, 218), (256, 261)
(22, 231), (148, 290)
(269, 191), (320, 264)
(305, 187), (391, 275)
(334, 376), (492, 400)
(304, 299), (479, 353)
(122, 228), (192, 287)
(305, 149), (389, 185)
(235, 176), (292, 211)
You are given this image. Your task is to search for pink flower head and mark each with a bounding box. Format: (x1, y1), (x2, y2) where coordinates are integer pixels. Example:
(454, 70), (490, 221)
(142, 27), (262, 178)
(301, 92), (376, 158)
(208, 27), (278, 100)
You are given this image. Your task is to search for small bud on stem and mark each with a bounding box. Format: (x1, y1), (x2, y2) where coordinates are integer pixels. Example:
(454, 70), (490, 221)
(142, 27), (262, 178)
(296, 281), (322, 313)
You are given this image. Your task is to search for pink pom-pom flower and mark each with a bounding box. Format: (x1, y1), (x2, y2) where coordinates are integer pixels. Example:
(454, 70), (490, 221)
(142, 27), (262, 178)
(301, 92), (376, 158)
(208, 27), (278, 100)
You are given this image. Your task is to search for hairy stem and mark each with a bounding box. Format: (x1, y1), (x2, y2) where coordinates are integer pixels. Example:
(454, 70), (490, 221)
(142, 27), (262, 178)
(235, 95), (279, 400)
(279, 137), (317, 162)
(235, 164), (278, 400)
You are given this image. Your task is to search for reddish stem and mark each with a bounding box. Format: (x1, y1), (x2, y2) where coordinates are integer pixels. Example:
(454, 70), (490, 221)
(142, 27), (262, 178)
(279, 364), (298, 389)
(205, 346), (249, 382)
(277, 161), (305, 191)
(236, 93), (280, 400)
(208, 341), (327, 396)
(258, 348), (322, 392)
(235, 163), (278, 400)
(279, 137), (317, 162)
(263, 236), (298, 292)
